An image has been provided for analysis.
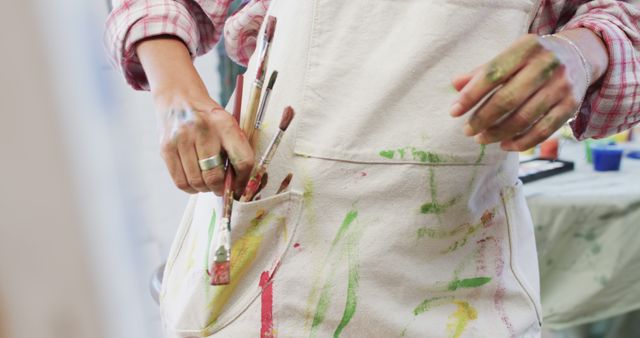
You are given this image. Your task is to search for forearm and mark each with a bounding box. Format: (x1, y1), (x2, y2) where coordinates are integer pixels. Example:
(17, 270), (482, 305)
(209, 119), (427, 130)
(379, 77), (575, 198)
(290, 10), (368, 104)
(136, 36), (214, 108)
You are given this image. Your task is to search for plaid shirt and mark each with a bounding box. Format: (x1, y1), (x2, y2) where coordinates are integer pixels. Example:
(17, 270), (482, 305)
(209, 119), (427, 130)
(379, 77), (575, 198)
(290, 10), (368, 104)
(105, 0), (640, 139)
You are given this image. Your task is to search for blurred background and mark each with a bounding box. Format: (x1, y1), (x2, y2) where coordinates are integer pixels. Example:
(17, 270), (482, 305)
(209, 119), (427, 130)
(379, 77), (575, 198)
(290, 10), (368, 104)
(1, 1), (226, 337)
(1, 1), (639, 338)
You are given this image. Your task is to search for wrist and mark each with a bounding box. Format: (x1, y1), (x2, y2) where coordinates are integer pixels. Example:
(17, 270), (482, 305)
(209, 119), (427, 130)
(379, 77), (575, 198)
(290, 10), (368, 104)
(557, 28), (609, 83)
(136, 36), (219, 114)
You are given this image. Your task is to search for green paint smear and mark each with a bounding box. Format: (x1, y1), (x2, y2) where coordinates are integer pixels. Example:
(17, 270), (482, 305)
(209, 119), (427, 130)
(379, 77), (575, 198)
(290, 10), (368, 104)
(311, 282), (333, 333)
(413, 296), (454, 316)
(378, 147), (446, 163)
(412, 148), (441, 163)
(420, 196), (459, 215)
(447, 277), (491, 291)
(333, 246), (360, 338)
(310, 210), (359, 335)
(475, 144), (486, 165)
(331, 210), (358, 247)
(379, 150), (395, 159)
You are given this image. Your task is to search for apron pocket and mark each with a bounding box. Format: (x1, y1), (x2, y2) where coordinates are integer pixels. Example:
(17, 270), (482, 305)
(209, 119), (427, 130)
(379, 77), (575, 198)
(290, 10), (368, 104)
(501, 180), (543, 326)
(160, 190), (304, 337)
(293, 0), (534, 165)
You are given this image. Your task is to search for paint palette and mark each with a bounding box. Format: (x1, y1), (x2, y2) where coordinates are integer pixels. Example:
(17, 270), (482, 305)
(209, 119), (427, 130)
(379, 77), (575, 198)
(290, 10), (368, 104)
(518, 158), (574, 184)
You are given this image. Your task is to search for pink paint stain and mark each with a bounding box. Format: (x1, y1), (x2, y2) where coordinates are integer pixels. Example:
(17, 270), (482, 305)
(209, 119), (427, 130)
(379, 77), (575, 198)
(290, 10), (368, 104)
(476, 236), (514, 337)
(259, 271), (275, 338)
(360, 171), (367, 177)
(293, 242), (301, 249)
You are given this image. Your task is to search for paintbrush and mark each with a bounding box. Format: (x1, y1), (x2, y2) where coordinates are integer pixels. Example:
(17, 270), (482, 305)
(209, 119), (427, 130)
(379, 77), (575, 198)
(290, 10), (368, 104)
(253, 173), (269, 201)
(255, 71), (278, 131)
(240, 106), (295, 202)
(250, 71), (278, 149)
(242, 16), (277, 150)
(276, 173), (293, 194)
(210, 74), (244, 286)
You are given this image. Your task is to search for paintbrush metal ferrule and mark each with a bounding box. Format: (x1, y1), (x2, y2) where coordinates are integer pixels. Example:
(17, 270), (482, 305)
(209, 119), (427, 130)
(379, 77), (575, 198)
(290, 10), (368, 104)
(255, 90), (271, 130)
(260, 130), (283, 167)
(255, 71), (278, 130)
(210, 221), (231, 285)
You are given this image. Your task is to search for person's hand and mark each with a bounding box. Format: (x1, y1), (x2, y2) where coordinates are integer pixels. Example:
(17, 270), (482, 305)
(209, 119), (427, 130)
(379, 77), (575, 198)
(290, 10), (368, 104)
(138, 37), (254, 195)
(450, 30), (608, 151)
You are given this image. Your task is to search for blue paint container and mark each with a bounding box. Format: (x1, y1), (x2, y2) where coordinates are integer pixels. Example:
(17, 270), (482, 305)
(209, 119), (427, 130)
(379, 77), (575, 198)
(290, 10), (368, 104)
(591, 144), (623, 171)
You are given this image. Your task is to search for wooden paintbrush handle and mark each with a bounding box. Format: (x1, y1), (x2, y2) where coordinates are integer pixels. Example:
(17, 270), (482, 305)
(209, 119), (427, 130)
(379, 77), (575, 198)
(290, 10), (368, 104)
(242, 83), (262, 149)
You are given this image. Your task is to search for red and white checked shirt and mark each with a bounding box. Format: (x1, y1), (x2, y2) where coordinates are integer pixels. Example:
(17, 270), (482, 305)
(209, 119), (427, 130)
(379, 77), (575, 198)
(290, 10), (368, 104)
(105, 0), (640, 139)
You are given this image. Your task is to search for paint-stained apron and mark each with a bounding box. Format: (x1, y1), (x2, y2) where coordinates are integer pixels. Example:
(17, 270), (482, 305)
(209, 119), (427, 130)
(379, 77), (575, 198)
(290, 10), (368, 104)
(160, 0), (544, 337)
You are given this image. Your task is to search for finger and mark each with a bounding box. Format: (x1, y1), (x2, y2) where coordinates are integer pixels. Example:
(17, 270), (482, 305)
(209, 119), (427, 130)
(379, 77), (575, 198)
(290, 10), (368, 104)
(194, 118), (225, 195)
(211, 109), (255, 192)
(450, 34), (543, 117)
(160, 138), (197, 194)
(475, 63), (567, 144)
(451, 66), (481, 92)
(464, 49), (561, 137)
(175, 125), (209, 193)
(501, 98), (577, 151)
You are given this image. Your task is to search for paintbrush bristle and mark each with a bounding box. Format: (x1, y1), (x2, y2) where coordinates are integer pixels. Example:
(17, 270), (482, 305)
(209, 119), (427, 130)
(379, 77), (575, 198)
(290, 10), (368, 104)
(267, 71), (278, 90)
(279, 106), (295, 131)
(265, 16), (277, 42)
(277, 173), (293, 194)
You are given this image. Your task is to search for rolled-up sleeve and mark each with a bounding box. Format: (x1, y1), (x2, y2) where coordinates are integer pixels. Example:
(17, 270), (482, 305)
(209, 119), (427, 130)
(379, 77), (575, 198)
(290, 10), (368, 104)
(563, 1), (640, 139)
(104, 0), (226, 90)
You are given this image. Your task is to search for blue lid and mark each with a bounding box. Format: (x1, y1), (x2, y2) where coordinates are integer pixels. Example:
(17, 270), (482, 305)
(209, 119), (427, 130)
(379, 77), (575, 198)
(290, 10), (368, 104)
(627, 151), (640, 159)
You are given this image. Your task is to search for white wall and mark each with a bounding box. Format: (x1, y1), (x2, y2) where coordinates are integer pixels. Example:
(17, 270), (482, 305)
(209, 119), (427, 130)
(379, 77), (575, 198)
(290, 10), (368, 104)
(0, 0), (222, 337)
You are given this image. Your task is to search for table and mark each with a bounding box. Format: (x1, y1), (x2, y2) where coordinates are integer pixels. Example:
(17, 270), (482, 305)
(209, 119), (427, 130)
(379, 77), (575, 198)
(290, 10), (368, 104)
(523, 139), (640, 330)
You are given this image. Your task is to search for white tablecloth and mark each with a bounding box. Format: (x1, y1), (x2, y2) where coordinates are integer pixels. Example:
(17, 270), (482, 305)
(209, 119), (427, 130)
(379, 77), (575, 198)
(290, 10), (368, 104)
(524, 140), (640, 329)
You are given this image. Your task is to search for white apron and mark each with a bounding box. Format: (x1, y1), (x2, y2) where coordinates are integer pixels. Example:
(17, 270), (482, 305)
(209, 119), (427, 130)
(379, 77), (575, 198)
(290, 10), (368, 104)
(160, 0), (544, 337)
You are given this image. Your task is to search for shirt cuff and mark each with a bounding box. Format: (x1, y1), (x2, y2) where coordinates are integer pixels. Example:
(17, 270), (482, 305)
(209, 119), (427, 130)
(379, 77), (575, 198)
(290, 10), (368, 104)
(564, 14), (640, 140)
(105, 0), (214, 90)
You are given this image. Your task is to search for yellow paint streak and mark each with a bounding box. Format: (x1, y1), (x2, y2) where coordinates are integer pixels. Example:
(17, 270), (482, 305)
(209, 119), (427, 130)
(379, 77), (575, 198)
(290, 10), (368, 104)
(278, 216), (288, 242)
(203, 211), (274, 332)
(447, 300), (477, 338)
(303, 175), (317, 225)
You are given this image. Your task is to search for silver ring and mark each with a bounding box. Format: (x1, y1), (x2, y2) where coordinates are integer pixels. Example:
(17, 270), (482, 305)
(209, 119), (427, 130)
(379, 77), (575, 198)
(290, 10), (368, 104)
(198, 154), (223, 171)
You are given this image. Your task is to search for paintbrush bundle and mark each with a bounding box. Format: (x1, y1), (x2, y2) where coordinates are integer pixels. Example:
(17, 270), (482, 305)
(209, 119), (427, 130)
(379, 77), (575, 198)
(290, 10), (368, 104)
(209, 16), (297, 285)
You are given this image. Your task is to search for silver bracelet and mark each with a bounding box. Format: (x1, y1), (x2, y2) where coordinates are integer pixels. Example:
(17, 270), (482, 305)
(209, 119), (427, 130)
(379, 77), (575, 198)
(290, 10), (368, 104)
(542, 34), (592, 121)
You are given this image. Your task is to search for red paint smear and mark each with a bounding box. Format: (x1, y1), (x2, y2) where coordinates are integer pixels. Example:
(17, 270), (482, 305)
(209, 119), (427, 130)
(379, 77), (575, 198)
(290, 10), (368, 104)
(259, 271), (274, 338)
(293, 242), (300, 249)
